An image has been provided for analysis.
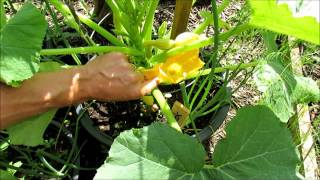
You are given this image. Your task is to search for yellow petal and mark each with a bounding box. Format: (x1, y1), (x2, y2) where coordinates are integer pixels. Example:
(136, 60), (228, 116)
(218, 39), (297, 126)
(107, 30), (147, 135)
(141, 64), (162, 81)
(174, 32), (201, 47)
(143, 32), (205, 84)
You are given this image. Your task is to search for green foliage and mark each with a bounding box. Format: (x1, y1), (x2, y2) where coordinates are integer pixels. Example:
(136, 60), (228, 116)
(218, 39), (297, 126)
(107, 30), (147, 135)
(254, 53), (319, 122)
(94, 106), (301, 179)
(211, 105), (302, 180)
(260, 80), (295, 123)
(0, 170), (16, 180)
(94, 123), (205, 179)
(0, 0), (6, 29)
(39, 61), (63, 73)
(3, 0), (318, 179)
(7, 110), (56, 146)
(0, 3), (47, 87)
(249, 0), (320, 45)
(292, 76), (319, 103)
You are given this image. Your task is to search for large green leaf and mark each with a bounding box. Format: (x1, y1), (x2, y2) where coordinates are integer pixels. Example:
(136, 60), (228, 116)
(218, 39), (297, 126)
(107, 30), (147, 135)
(39, 61), (63, 73)
(211, 105), (301, 180)
(0, 3), (47, 87)
(7, 110), (56, 146)
(254, 53), (319, 122)
(0, 170), (16, 180)
(94, 123), (206, 179)
(249, 0), (320, 45)
(260, 81), (295, 123)
(291, 76), (319, 103)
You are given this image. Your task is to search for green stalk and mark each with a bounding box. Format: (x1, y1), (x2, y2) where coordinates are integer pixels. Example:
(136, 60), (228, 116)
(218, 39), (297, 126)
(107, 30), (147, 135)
(209, 0), (219, 65)
(142, 0), (159, 59)
(105, 0), (125, 34)
(39, 156), (64, 177)
(197, 103), (221, 118)
(189, 115), (200, 142)
(190, 0), (219, 116)
(49, 0), (95, 46)
(189, 76), (209, 110)
(193, 0), (230, 35)
(217, 0), (231, 14)
(150, 23), (251, 65)
(179, 82), (189, 108)
(149, 38), (213, 64)
(186, 61), (259, 79)
(37, 150), (96, 171)
(141, 0), (159, 41)
(59, 102), (90, 174)
(49, 0), (80, 33)
(194, 86), (227, 116)
(193, 15), (212, 35)
(193, 80), (214, 111)
(152, 89), (181, 132)
(40, 46), (143, 56)
(219, 23), (251, 41)
(44, 0), (82, 65)
(1, 0), (6, 28)
(77, 14), (125, 46)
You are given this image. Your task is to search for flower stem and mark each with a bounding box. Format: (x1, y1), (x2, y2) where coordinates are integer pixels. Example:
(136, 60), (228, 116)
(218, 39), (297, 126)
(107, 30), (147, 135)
(149, 38), (213, 65)
(186, 61), (259, 79)
(152, 89), (181, 132)
(40, 46), (143, 56)
(150, 23), (251, 65)
(141, 0), (159, 41)
(77, 14), (125, 47)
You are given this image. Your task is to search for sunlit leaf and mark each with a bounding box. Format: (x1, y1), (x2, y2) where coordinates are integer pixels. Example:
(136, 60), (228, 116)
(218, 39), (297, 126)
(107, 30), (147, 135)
(211, 105), (302, 180)
(0, 170), (16, 180)
(94, 123), (206, 179)
(249, 0), (320, 44)
(0, 3), (47, 87)
(254, 53), (319, 122)
(7, 110), (56, 147)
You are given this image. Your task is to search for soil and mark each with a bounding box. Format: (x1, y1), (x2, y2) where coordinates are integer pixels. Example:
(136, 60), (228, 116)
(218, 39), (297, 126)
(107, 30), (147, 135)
(83, 80), (224, 138)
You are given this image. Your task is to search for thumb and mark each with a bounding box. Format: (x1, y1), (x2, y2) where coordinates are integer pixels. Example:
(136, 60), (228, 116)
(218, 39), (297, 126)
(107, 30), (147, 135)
(140, 78), (159, 96)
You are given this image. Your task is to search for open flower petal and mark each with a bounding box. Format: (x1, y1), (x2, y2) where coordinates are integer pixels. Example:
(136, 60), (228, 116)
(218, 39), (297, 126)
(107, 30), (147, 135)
(143, 32), (205, 84)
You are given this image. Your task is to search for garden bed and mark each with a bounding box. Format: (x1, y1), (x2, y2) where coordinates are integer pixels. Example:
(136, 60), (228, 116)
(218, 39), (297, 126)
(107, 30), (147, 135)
(1, 0), (319, 179)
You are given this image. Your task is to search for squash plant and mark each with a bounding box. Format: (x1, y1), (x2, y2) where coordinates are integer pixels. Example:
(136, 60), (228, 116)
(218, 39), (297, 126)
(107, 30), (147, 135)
(0, 0), (319, 179)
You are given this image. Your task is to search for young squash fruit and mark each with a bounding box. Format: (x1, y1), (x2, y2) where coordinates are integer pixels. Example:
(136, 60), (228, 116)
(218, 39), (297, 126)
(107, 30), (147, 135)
(143, 32), (205, 84)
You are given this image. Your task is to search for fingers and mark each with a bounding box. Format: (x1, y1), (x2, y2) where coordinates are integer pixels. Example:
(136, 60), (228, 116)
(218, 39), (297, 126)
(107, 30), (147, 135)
(106, 52), (128, 60)
(120, 72), (144, 84)
(124, 78), (158, 101)
(139, 78), (159, 96)
(102, 52), (128, 64)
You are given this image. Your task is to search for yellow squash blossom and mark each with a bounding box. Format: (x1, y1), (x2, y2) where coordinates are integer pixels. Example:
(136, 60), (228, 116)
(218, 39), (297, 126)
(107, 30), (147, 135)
(143, 32), (205, 84)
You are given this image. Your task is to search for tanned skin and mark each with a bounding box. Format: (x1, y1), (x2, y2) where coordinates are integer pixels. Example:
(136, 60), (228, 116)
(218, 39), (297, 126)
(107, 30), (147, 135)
(0, 53), (158, 129)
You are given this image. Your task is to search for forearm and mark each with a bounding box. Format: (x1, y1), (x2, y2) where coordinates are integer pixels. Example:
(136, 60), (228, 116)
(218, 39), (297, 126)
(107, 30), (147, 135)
(0, 53), (158, 129)
(0, 66), (90, 129)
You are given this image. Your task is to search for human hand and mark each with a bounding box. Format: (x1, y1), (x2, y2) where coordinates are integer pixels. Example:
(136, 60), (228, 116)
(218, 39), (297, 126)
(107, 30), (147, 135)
(81, 53), (158, 101)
